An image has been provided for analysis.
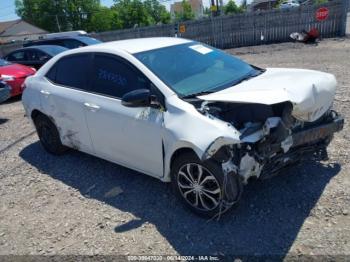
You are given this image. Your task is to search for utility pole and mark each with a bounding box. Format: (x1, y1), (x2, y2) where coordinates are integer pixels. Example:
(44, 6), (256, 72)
(219, 0), (223, 15)
(53, 0), (61, 32)
(55, 15), (61, 32)
(210, 0), (217, 16)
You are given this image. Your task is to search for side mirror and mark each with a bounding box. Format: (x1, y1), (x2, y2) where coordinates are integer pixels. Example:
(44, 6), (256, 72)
(121, 89), (152, 108)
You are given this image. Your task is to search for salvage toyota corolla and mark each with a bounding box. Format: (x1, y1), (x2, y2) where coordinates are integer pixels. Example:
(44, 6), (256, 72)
(22, 37), (343, 217)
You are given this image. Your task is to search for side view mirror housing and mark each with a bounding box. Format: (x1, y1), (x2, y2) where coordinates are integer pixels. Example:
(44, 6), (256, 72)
(122, 89), (156, 108)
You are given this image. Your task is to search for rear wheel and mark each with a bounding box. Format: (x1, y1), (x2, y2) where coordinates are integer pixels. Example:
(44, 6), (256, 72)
(33, 114), (67, 155)
(171, 152), (243, 218)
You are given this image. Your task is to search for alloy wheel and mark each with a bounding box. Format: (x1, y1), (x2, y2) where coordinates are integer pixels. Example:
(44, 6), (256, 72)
(177, 163), (222, 211)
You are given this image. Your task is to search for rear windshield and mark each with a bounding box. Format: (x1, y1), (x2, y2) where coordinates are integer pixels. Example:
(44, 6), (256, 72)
(77, 37), (102, 45)
(36, 45), (68, 56)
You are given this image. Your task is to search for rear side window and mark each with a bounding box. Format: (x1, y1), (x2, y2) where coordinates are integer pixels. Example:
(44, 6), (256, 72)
(91, 54), (150, 98)
(7, 51), (26, 61)
(49, 54), (91, 89)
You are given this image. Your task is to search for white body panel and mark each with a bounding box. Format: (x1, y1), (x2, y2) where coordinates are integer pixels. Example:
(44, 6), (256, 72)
(22, 37), (338, 183)
(83, 93), (164, 178)
(38, 78), (94, 153)
(199, 68), (336, 122)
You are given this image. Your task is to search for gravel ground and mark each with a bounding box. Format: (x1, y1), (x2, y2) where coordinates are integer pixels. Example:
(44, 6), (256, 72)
(0, 37), (349, 259)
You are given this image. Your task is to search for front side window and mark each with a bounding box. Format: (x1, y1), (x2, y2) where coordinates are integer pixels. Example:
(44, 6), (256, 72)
(53, 54), (91, 89)
(134, 42), (262, 97)
(26, 50), (47, 61)
(90, 54), (150, 98)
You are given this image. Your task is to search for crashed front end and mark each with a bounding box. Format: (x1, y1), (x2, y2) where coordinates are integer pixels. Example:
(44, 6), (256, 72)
(189, 69), (344, 184)
(201, 102), (343, 184)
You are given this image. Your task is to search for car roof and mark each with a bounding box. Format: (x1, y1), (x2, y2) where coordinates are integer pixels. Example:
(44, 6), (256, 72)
(23, 35), (100, 45)
(8, 45), (68, 55)
(73, 37), (193, 54)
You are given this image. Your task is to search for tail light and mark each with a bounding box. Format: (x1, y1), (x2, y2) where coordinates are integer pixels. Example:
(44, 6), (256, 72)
(0, 74), (15, 82)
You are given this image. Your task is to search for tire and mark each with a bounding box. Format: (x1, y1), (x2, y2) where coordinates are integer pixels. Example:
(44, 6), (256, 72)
(171, 152), (243, 218)
(33, 114), (67, 155)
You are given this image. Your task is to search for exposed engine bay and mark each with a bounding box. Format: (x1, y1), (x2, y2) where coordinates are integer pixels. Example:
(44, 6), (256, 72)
(190, 99), (344, 184)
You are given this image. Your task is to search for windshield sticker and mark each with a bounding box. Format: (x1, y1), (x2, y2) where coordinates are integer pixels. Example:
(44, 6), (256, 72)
(189, 44), (213, 55)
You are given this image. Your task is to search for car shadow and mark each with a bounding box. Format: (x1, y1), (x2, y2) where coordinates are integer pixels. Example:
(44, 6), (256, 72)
(1, 95), (21, 104)
(0, 118), (8, 125)
(20, 141), (341, 257)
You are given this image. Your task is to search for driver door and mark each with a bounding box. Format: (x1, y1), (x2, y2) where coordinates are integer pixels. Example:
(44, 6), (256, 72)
(83, 53), (164, 178)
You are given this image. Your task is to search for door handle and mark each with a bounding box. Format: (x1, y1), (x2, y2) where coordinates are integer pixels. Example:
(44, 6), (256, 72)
(40, 90), (50, 96)
(84, 102), (100, 111)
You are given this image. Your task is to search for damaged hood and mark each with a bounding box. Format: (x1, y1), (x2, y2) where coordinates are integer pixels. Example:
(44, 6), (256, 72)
(198, 68), (336, 122)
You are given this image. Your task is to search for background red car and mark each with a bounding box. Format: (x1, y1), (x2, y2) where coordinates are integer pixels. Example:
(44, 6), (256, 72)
(0, 58), (35, 97)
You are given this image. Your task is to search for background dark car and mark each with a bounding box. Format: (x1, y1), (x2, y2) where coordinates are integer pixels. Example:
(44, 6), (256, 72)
(23, 36), (102, 49)
(0, 80), (11, 103)
(3, 45), (68, 70)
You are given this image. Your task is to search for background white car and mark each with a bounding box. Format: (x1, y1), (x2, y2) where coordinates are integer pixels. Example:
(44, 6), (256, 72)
(22, 37), (343, 217)
(280, 0), (300, 9)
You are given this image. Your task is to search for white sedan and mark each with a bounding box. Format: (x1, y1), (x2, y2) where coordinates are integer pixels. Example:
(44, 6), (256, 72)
(280, 0), (300, 9)
(22, 37), (343, 217)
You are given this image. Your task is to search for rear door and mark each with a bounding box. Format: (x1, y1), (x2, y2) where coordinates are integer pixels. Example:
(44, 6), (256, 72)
(40, 53), (94, 153)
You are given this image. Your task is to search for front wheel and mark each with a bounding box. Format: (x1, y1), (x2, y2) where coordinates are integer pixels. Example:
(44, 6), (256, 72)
(171, 152), (243, 218)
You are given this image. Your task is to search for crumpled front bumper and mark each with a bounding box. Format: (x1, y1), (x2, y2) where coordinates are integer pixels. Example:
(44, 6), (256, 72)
(292, 114), (343, 147)
(258, 111), (344, 179)
(258, 111), (344, 157)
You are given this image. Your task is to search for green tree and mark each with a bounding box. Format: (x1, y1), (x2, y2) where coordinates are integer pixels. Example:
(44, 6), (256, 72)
(15, 0), (102, 32)
(143, 0), (170, 24)
(239, 0), (247, 12)
(175, 0), (195, 22)
(224, 0), (241, 14)
(16, 0), (171, 32)
(112, 0), (153, 28)
(16, 0), (62, 32)
(203, 6), (211, 16)
(89, 6), (122, 32)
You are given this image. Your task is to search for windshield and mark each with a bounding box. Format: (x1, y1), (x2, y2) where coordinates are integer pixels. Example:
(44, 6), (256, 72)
(134, 42), (261, 97)
(0, 59), (11, 67)
(78, 37), (102, 45)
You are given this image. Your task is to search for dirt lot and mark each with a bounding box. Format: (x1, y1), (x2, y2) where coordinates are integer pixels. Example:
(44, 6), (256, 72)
(0, 37), (349, 259)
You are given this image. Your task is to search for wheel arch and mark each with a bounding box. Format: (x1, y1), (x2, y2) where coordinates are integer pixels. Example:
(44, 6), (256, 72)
(31, 109), (45, 121)
(163, 141), (204, 182)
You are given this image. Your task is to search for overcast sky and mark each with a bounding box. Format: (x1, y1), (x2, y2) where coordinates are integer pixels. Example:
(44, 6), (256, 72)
(0, 0), (244, 22)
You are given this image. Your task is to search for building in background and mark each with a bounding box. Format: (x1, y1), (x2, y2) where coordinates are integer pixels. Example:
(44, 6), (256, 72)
(0, 20), (47, 44)
(170, 0), (204, 19)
